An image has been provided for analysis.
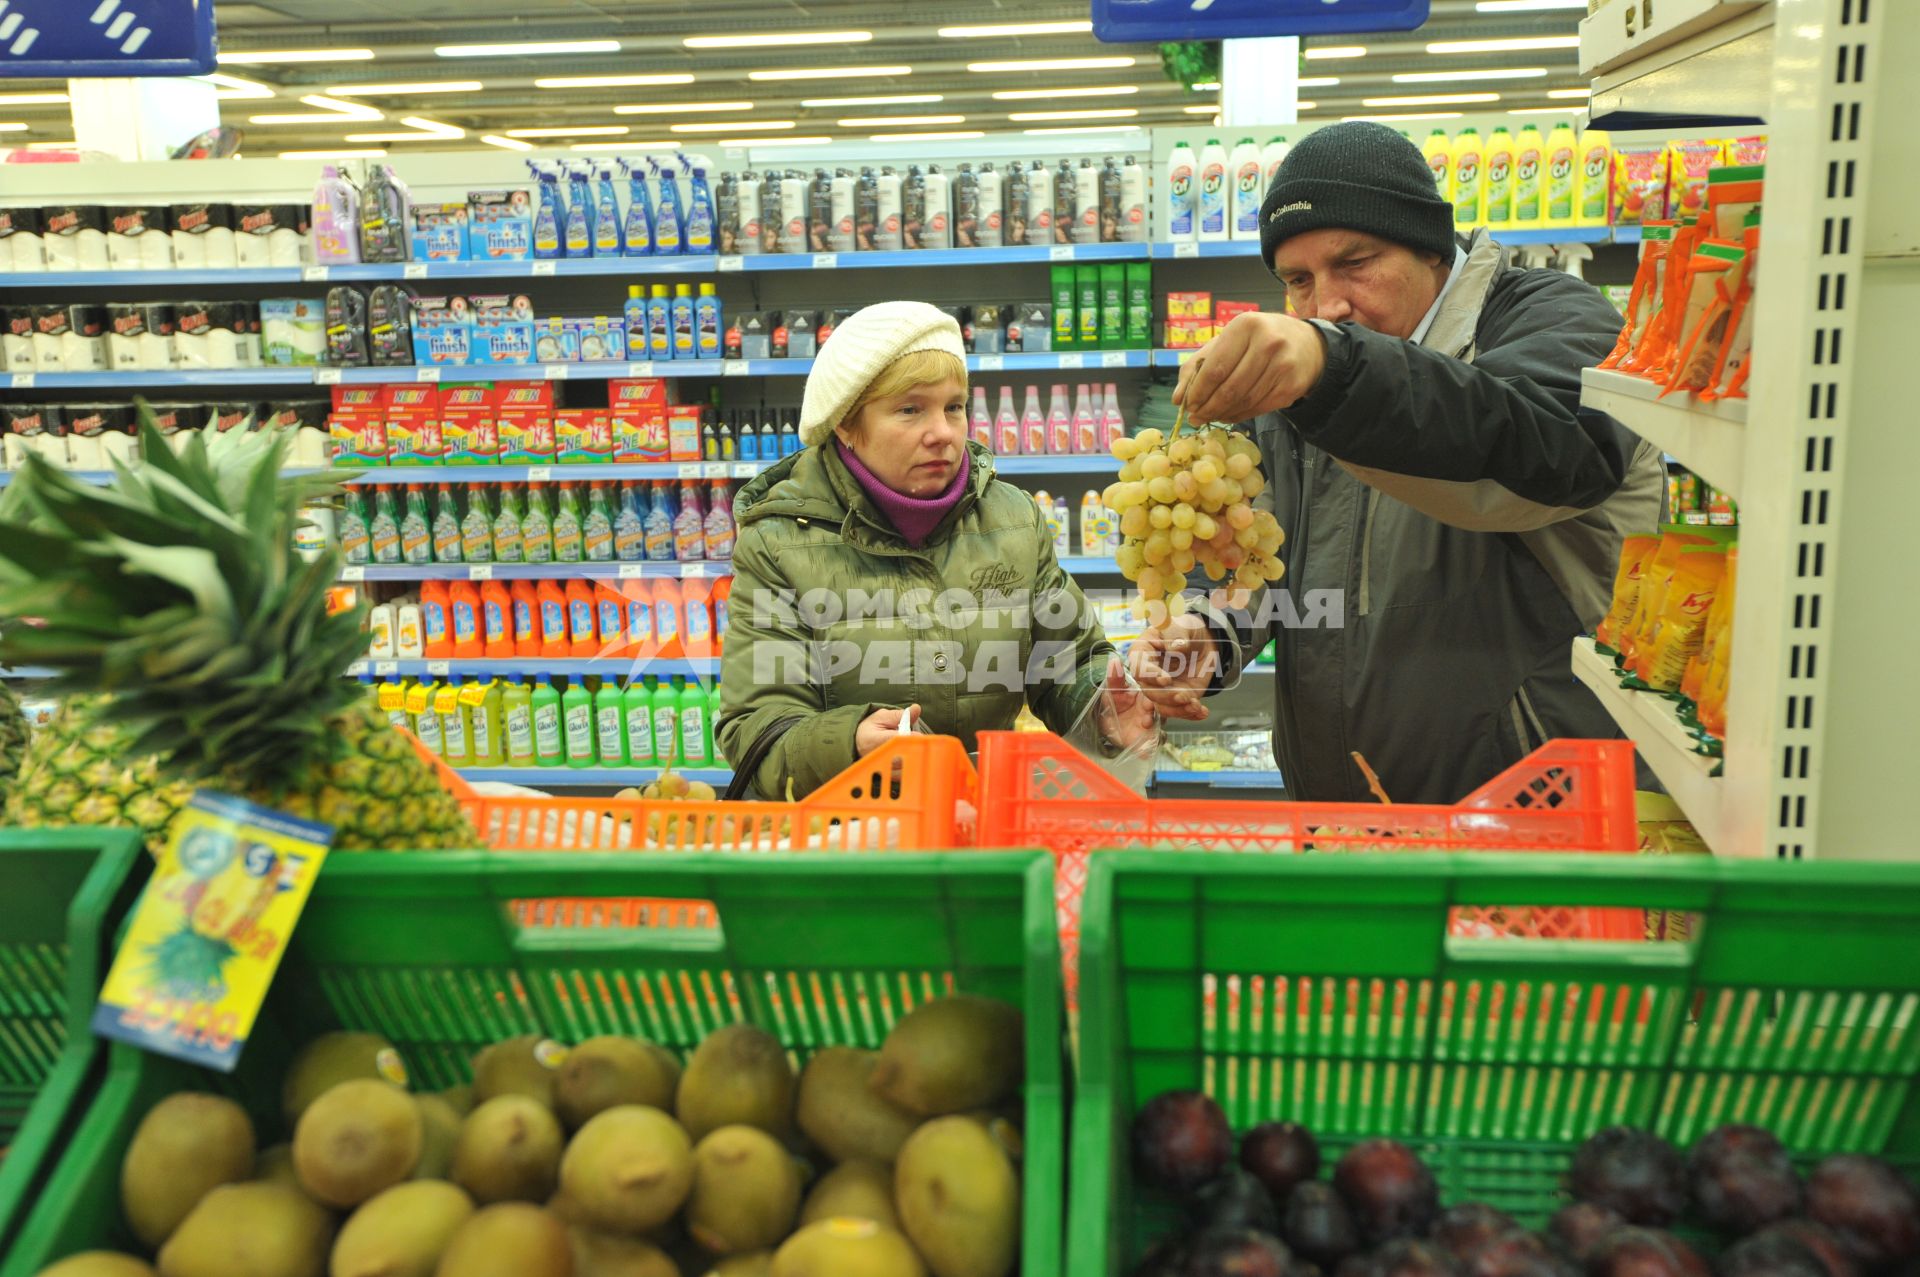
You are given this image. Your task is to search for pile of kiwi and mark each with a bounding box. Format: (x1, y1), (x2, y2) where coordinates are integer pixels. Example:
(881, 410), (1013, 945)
(36, 993), (1025, 1277)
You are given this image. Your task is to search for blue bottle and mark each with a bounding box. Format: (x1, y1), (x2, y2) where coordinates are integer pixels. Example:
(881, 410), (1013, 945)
(593, 164), (624, 256)
(563, 162), (594, 257)
(643, 481), (677, 561)
(686, 166), (716, 254)
(737, 410), (759, 462)
(621, 159), (654, 257)
(623, 285), (649, 361)
(779, 415), (801, 456)
(652, 159), (684, 255)
(646, 284), (674, 361)
(529, 162), (563, 260)
(694, 282), (723, 358)
(614, 481), (647, 561)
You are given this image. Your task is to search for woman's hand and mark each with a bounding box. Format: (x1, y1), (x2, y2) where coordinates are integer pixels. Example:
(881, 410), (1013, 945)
(855, 704), (921, 755)
(1095, 657), (1161, 751)
(1126, 614), (1218, 722)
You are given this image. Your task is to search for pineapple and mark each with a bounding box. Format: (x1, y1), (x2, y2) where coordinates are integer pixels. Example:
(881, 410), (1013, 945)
(0, 679), (26, 804)
(0, 411), (474, 851)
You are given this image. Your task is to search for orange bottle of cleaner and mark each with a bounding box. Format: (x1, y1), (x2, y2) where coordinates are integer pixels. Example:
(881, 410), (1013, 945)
(420, 579), (453, 659)
(623, 580), (656, 661)
(710, 576), (732, 658)
(652, 578), (686, 660)
(681, 578), (714, 660)
(566, 579), (598, 658)
(449, 580), (483, 658)
(595, 582), (628, 658)
(537, 579), (570, 659)
(481, 579), (514, 657)
(510, 580), (540, 657)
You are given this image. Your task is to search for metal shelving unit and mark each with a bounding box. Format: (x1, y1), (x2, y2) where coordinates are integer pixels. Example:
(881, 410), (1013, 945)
(346, 658), (718, 680)
(343, 561), (731, 582)
(1583, 368), (1747, 498)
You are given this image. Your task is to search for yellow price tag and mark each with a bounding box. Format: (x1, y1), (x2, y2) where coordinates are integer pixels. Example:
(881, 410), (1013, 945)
(405, 684), (433, 715)
(433, 684), (462, 713)
(459, 680), (491, 708)
(92, 792), (332, 1072)
(376, 682), (406, 712)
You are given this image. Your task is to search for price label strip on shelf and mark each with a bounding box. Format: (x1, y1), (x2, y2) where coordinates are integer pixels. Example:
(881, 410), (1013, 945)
(302, 266), (330, 282)
(374, 661), (398, 676)
(416, 367), (442, 383)
(340, 565), (366, 582)
(315, 368), (342, 385)
(618, 563), (646, 579)
(9, 373), (34, 389)
(976, 355), (1004, 371)
(544, 364), (571, 380)
(717, 256), (745, 272)
(526, 466), (553, 482)
(469, 564), (494, 581)
(1174, 241), (1199, 259)
(427, 660), (451, 677)
(531, 260), (558, 276)
(403, 264), (429, 280)
(722, 362), (749, 377)
(627, 361), (655, 378)
(1058, 353), (1085, 369)
(1050, 245), (1075, 262)
(1101, 351), (1129, 368)
(91, 792), (333, 1072)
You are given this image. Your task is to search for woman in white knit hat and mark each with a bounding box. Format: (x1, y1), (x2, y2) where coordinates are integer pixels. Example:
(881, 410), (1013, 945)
(717, 300), (1152, 799)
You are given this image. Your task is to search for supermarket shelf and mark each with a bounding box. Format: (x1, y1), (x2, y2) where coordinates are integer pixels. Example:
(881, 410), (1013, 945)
(347, 658), (718, 680)
(0, 666), (55, 678)
(332, 359), (808, 384)
(1149, 227), (1636, 262)
(1570, 636), (1726, 850)
(1059, 556), (1118, 575)
(0, 368), (314, 389)
(343, 561), (731, 582)
(348, 462), (770, 484)
(1585, 0), (1775, 129)
(989, 455), (1117, 475)
(0, 242), (1149, 292)
(0, 470), (120, 487)
(1582, 368), (1747, 499)
(454, 765), (732, 787)
(1154, 769), (1285, 788)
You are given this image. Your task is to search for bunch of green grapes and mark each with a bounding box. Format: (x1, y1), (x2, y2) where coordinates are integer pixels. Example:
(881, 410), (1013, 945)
(1102, 425), (1286, 623)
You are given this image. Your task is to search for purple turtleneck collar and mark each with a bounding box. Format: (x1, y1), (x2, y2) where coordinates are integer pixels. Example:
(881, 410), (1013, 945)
(834, 440), (970, 548)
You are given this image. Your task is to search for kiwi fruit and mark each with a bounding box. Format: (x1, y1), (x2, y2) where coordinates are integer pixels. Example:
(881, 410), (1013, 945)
(255, 1145), (301, 1191)
(558, 1105), (694, 1234)
(770, 1219), (927, 1277)
(675, 1025), (795, 1142)
(31, 1255), (157, 1277)
(438, 1086), (474, 1118)
(413, 1095), (464, 1181)
(800, 1159), (899, 1231)
(554, 1038), (682, 1131)
(119, 1092), (256, 1248)
(685, 1125), (803, 1255)
(331, 1180), (475, 1277)
(795, 1048), (917, 1165)
(894, 1116), (1020, 1277)
(283, 1032), (406, 1129)
(452, 1096), (566, 1205)
(432, 1204), (572, 1277)
(471, 1035), (565, 1109)
(567, 1229), (680, 1277)
(156, 1182), (335, 1277)
(293, 1079), (424, 1209)
(869, 996), (1023, 1118)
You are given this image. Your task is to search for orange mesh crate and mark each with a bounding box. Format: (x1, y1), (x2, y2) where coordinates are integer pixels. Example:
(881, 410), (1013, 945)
(972, 731), (1644, 994)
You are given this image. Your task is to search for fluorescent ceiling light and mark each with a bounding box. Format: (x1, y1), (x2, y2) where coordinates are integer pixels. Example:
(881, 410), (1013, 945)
(1022, 124), (1142, 136)
(218, 48), (374, 64)
(571, 140), (680, 150)
(436, 40), (620, 58)
(250, 95), (384, 124)
(1477, 0), (1586, 8)
(333, 81), (484, 95)
(877, 130), (987, 141)
(0, 123), (27, 133)
(839, 115), (966, 127)
(1296, 102), (1318, 111)
(718, 135), (833, 146)
(278, 148), (388, 158)
(196, 73), (275, 100)
(685, 31), (870, 48)
(1548, 87), (1594, 99)
(967, 57), (1135, 73)
(670, 120), (794, 133)
(1304, 46), (1366, 60)
(749, 66), (912, 81)
(1510, 106), (1584, 114)
(1427, 35), (1580, 53)
(506, 125), (630, 138)
(1181, 106), (1219, 115)
(25, 141), (78, 150)
(803, 93), (943, 106)
(536, 74), (694, 89)
(1191, 80), (1222, 91)
(1392, 67), (1549, 82)
(992, 85), (1137, 100)
(480, 134), (534, 151)
(1007, 108), (1138, 121)
(1342, 111), (1466, 122)
(1361, 92), (1501, 106)
(0, 92), (70, 104)
(938, 20), (1093, 37)
(346, 116), (465, 141)
(1297, 77), (1341, 88)
(613, 101), (753, 115)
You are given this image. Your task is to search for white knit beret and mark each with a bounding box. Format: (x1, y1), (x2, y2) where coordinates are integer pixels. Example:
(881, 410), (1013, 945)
(798, 301), (967, 447)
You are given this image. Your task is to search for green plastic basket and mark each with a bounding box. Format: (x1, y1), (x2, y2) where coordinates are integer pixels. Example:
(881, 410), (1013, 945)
(4, 850), (1065, 1277)
(0, 828), (148, 1264)
(1069, 852), (1920, 1276)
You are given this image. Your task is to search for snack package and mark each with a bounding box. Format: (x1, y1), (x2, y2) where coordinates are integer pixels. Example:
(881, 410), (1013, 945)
(1636, 546), (1728, 691)
(1682, 543), (1737, 705)
(1612, 142), (1670, 224)
(1637, 791), (1709, 940)
(1598, 223), (1672, 370)
(1728, 135), (1768, 166)
(1594, 534), (1659, 653)
(1662, 240), (1745, 397)
(1623, 219), (1700, 377)
(1616, 527), (1723, 672)
(1704, 166), (1763, 240)
(1666, 139), (1725, 222)
(1703, 223), (1760, 402)
(1696, 547), (1738, 741)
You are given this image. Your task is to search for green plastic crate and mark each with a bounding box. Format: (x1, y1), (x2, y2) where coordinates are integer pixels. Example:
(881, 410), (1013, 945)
(0, 828), (148, 1264)
(4, 850), (1064, 1277)
(1069, 852), (1920, 1276)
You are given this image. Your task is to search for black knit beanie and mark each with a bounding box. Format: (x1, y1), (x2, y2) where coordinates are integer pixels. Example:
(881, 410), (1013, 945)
(1259, 121), (1456, 271)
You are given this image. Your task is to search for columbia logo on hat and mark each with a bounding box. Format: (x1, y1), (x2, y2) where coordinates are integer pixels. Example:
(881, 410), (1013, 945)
(1270, 201), (1313, 222)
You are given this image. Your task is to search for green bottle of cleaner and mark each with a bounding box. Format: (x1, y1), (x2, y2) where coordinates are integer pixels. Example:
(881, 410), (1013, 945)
(561, 677), (596, 767)
(623, 677), (655, 767)
(531, 675), (564, 766)
(468, 678), (505, 766)
(707, 682), (725, 767)
(595, 678), (628, 766)
(437, 675), (472, 766)
(503, 678), (536, 766)
(679, 677), (710, 767)
(650, 676), (679, 769)
(409, 678), (444, 756)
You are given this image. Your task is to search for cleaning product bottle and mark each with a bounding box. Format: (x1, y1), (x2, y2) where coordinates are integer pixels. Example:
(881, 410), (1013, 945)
(1543, 119), (1574, 226)
(595, 581), (627, 658)
(380, 676), (411, 734)
(432, 483), (463, 563)
(449, 580), (482, 658)
(992, 388), (1017, 456)
(312, 166), (362, 264)
(1484, 127), (1516, 228)
(977, 162), (1003, 248)
(490, 485), (523, 564)
(674, 482), (707, 562)
(563, 161), (593, 257)
(1197, 139), (1230, 243)
(1451, 129), (1485, 228)
(686, 166), (715, 254)
(369, 486), (401, 564)
(467, 677), (504, 766)
(923, 165), (951, 250)
(970, 387), (991, 450)
(615, 482), (646, 561)
(1421, 129), (1453, 203)
(368, 603), (396, 659)
(1162, 140), (1199, 242)
(647, 283), (673, 360)
(530, 163), (563, 259)
(706, 681), (725, 766)
(421, 579), (452, 659)
(566, 580), (597, 658)
(593, 678), (628, 766)
(624, 580), (655, 660)
(503, 677), (535, 765)
(339, 488), (372, 564)
(1513, 123), (1546, 227)
(1261, 137), (1292, 193)
(553, 483), (583, 562)
(694, 283), (722, 359)
(522, 482), (554, 564)
(1101, 381), (1126, 452)
(593, 164), (624, 256)
(357, 163), (410, 263)
(670, 284), (695, 360)
(874, 166), (904, 251)
(481, 579), (513, 658)
(461, 485), (494, 563)
(650, 677), (680, 768)
(1072, 383), (1097, 454)
(622, 676), (655, 767)
(1230, 138), (1265, 241)
(537, 579), (569, 659)
(711, 576), (731, 657)
(1045, 384), (1072, 455)
(654, 579), (685, 659)
(679, 677), (711, 767)
(682, 579), (714, 661)
(560, 677), (595, 767)
(408, 679), (443, 756)
(531, 675), (564, 766)
(652, 159), (684, 254)
(1571, 124), (1605, 227)
(644, 481), (676, 560)
(703, 481), (735, 560)
(437, 676), (471, 767)
(621, 160), (654, 257)
(510, 579), (539, 657)
(584, 483), (615, 562)
(1005, 387), (1034, 456)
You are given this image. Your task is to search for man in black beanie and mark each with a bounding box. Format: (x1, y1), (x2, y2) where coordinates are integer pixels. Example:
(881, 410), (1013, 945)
(1130, 121), (1663, 803)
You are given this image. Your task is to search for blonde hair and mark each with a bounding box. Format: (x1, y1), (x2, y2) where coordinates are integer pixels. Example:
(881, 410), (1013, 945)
(839, 348), (968, 438)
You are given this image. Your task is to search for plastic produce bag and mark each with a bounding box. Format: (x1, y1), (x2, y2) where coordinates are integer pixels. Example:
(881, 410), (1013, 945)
(1061, 656), (1164, 796)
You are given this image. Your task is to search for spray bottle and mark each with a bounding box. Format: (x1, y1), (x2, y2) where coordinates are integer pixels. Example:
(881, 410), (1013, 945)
(617, 160), (653, 256)
(529, 163), (564, 260)
(686, 164), (716, 254)
(563, 161), (594, 257)
(593, 164), (623, 255)
(652, 158), (685, 255)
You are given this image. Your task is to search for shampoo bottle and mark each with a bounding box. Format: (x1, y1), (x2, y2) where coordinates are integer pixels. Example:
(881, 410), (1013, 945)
(1074, 158), (1101, 244)
(976, 162), (1003, 248)
(993, 388), (1017, 455)
(874, 166), (903, 251)
(923, 165), (951, 250)
(1028, 160), (1054, 246)
(734, 171), (761, 253)
(1119, 155), (1148, 242)
(829, 168), (857, 252)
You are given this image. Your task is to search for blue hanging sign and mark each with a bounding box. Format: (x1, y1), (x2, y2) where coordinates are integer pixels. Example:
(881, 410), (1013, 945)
(1092, 0), (1431, 42)
(0, 0), (217, 78)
